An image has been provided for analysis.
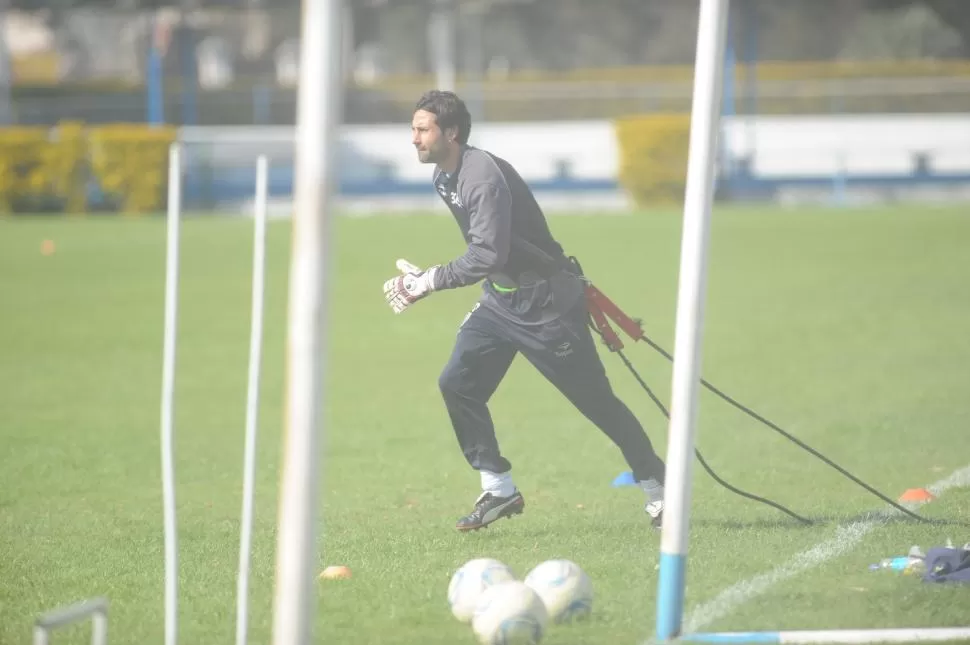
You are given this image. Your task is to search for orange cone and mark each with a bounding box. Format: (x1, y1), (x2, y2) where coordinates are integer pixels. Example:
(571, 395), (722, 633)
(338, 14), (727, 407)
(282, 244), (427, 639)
(898, 487), (935, 503)
(319, 565), (352, 580)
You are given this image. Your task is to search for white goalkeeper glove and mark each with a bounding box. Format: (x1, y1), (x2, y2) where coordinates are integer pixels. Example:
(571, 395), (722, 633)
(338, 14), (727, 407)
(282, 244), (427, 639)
(383, 259), (440, 314)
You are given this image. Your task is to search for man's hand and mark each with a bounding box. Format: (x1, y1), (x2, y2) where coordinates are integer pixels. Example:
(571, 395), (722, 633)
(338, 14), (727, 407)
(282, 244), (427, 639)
(383, 259), (440, 314)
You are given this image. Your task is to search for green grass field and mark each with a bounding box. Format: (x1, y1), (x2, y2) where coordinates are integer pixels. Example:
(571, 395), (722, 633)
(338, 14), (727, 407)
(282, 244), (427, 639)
(1, 205), (969, 645)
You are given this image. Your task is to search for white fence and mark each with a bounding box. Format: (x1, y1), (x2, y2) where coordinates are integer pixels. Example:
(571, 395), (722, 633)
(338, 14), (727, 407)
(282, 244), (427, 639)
(177, 114), (970, 211)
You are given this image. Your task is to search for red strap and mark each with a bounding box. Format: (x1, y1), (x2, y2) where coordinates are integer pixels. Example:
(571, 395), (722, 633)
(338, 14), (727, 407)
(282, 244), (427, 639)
(585, 283), (644, 342)
(585, 284), (624, 351)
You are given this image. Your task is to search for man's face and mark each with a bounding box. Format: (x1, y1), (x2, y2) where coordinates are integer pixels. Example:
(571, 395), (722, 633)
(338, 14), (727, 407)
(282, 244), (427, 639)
(411, 109), (454, 165)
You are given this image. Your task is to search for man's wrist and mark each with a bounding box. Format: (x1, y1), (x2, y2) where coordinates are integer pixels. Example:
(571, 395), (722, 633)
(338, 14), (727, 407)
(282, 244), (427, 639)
(425, 265), (441, 291)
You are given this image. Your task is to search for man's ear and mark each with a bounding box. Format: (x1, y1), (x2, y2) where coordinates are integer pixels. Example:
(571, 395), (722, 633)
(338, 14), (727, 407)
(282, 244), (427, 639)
(445, 125), (459, 143)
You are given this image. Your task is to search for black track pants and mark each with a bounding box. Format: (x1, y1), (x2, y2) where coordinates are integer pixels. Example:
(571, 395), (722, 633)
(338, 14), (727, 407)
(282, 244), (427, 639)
(438, 299), (666, 484)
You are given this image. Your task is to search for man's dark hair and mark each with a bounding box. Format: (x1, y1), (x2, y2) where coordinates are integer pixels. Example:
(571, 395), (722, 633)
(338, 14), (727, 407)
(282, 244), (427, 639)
(415, 90), (472, 144)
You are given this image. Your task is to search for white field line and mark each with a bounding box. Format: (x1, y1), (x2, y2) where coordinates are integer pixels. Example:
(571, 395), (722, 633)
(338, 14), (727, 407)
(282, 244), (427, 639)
(681, 464), (970, 634)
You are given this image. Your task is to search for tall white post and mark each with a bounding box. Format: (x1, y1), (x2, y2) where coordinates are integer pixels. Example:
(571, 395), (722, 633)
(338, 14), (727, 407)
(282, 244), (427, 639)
(429, 0), (456, 91)
(235, 155), (269, 645)
(161, 143), (182, 645)
(271, 0), (344, 643)
(655, 0), (730, 641)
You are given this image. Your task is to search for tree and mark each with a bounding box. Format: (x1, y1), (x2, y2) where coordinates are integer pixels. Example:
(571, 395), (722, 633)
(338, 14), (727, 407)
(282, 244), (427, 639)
(868, 0), (970, 55)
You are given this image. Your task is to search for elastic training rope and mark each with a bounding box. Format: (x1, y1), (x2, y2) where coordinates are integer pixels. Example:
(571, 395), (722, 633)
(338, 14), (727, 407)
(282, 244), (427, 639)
(586, 307), (930, 524)
(629, 331), (928, 523)
(610, 339), (813, 524)
(568, 253), (930, 524)
(587, 318), (813, 523)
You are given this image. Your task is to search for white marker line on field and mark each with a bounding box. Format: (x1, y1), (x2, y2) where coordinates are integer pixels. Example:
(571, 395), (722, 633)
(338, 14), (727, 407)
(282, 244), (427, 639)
(681, 464), (970, 635)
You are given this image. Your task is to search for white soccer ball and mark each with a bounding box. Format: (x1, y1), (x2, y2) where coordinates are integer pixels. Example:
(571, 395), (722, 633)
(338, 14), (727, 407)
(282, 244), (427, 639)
(448, 558), (517, 623)
(523, 559), (593, 624)
(472, 580), (548, 645)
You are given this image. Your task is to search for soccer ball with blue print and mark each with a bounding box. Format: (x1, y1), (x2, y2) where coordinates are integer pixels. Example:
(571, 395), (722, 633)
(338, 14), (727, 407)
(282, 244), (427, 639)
(448, 558), (517, 623)
(472, 580), (548, 645)
(523, 559), (593, 624)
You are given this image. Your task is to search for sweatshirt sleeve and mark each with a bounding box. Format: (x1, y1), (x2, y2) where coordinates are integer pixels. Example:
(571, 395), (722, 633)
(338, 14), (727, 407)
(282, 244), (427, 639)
(432, 180), (511, 290)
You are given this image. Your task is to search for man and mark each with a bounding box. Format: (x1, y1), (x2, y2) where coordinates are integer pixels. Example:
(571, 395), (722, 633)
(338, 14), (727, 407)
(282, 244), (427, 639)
(383, 90), (666, 531)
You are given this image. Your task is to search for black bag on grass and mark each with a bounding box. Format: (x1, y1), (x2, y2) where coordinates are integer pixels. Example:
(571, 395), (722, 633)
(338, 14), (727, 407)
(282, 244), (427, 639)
(922, 547), (970, 584)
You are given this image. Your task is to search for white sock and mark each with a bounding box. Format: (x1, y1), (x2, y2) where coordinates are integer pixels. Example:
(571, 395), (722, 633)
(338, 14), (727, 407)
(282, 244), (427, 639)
(481, 469), (516, 498)
(639, 478), (664, 503)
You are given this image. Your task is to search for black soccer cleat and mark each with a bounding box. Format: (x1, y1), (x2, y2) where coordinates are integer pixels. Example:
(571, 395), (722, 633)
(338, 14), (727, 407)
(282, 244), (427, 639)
(456, 490), (525, 531)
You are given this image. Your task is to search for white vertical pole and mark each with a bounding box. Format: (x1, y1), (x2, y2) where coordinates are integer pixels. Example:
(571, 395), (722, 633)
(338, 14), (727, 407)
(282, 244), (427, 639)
(429, 0), (456, 91)
(655, 0), (730, 641)
(271, 0), (343, 643)
(161, 143), (182, 645)
(235, 155), (269, 645)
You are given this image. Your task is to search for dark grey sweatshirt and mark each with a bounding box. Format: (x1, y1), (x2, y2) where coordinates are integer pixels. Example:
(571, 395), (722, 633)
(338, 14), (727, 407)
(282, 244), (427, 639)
(429, 145), (584, 325)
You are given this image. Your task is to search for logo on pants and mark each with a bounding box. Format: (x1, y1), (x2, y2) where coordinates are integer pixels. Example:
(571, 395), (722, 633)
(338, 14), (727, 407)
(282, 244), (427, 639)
(555, 341), (574, 358)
